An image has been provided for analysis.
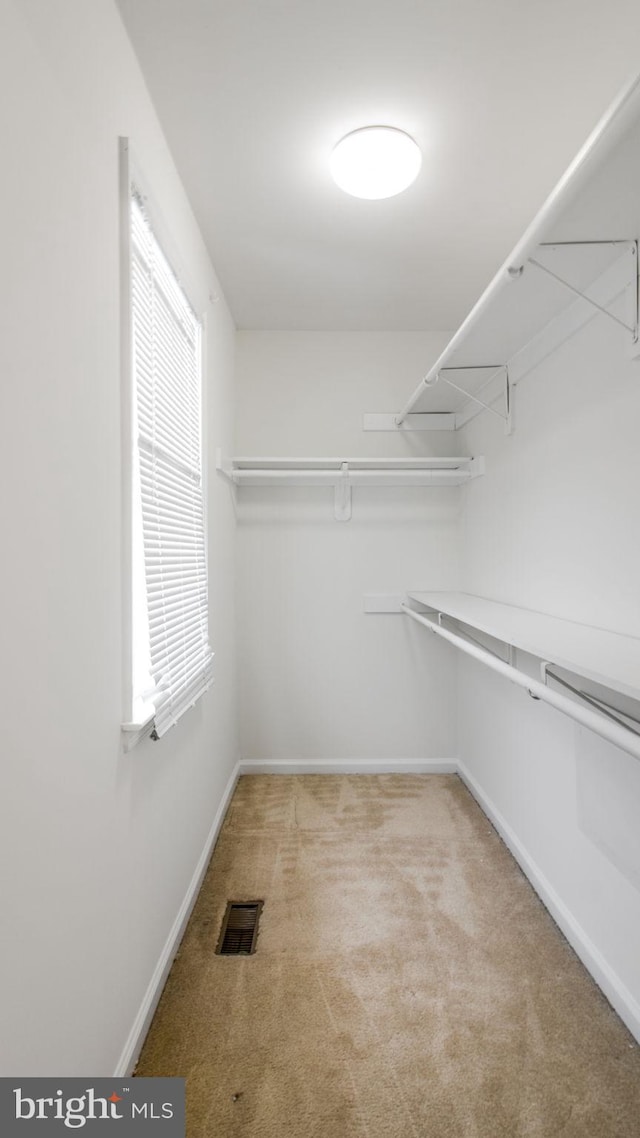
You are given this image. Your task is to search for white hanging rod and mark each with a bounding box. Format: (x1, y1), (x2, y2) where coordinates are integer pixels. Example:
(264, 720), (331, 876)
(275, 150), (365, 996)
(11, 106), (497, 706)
(227, 469), (474, 487)
(402, 604), (640, 762)
(395, 69), (640, 427)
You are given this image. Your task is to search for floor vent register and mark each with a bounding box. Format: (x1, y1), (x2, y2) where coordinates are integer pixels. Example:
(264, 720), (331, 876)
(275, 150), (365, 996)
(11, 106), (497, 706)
(216, 901), (263, 955)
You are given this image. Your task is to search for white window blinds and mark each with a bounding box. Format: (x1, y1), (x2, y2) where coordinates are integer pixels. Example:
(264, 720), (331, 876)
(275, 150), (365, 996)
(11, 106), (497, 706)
(130, 192), (213, 738)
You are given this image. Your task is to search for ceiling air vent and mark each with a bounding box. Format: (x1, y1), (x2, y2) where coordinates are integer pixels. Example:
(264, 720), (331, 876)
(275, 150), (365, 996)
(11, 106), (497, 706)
(216, 901), (263, 955)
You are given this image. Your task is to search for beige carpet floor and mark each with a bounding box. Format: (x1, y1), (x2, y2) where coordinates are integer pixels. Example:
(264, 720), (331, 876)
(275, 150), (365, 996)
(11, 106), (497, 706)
(136, 774), (640, 1136)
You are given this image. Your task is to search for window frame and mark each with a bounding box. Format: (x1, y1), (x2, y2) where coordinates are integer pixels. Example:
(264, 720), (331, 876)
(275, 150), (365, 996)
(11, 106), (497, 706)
(119, 137), (211, 751)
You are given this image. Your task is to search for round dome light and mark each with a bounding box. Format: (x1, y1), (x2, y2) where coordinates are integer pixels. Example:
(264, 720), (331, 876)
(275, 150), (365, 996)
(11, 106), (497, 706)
(330, 126), (422, 200)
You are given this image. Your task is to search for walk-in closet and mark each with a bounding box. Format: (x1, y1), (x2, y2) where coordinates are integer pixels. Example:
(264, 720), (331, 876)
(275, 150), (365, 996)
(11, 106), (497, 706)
(2, 3), (640, 1135)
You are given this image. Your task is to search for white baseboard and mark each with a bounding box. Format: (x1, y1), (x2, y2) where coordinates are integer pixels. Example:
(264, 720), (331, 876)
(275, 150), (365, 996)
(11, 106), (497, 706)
(113, 761), (241, 1077)
(238, 759), (458, 775)
(458, 761), (640, 1045)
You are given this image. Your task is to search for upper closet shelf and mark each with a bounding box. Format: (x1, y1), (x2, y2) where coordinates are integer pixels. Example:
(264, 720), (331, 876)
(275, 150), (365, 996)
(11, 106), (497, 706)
(407, 591), (640, 704)
(217, 454), (483, 520)
(367, 72), (640, 435)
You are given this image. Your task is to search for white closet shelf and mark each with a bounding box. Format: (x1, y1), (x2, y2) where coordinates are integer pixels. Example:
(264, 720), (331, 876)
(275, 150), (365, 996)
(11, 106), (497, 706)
(373, 73), (640, 434)
(217, 454), (483, 520)
(407, 591), (640, 703)
(224, 455), (480, 475)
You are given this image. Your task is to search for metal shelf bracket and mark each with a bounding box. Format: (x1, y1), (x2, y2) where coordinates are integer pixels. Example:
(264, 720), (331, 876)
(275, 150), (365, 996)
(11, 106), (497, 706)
(434, 366), (512, 434)
(540, 660), (640, 736)
(528, 241), (639, 340)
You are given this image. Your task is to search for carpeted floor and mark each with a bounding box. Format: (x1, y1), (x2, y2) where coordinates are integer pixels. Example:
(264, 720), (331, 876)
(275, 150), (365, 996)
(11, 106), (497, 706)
(136, 774), (640, 1136)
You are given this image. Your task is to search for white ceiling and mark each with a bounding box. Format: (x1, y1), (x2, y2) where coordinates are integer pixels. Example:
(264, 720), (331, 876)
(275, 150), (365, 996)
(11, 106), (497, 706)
(116, 0), (640, 331)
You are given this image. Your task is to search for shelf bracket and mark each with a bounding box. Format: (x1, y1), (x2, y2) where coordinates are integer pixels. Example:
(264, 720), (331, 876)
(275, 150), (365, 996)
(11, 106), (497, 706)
(334, 462), (352, 522)
(540, 661), (640, 735)
(437, 613), (515, 664)
(528, 249), (638, 339)
(435, 366), (512, 433)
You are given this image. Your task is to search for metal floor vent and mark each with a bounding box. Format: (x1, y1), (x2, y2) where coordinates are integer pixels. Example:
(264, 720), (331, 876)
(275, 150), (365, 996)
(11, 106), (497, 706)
(216, 901), (263, 955)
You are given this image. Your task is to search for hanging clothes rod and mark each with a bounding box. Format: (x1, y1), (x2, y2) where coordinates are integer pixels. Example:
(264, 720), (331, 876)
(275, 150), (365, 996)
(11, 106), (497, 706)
(228, 469), (474, 485)
(395, 69), (640, 427)
(402, 604), (640, 762)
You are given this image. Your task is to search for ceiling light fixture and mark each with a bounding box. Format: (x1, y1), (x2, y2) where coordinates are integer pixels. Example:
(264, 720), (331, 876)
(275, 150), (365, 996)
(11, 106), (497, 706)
(330, 126), (422, 200)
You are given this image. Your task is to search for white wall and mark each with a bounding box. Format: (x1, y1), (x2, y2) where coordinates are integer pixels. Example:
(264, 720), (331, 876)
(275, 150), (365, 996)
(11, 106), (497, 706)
(0, 0), (238, 1076)
(457, 308), (640, 1032)
(235, 332), (460, 762)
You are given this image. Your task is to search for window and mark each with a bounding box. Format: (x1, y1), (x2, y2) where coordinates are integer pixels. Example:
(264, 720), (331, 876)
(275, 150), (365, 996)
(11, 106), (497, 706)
(122, 152), (213, 745)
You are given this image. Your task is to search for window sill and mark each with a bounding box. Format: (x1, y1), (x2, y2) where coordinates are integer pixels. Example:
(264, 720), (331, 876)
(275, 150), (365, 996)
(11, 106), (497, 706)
(121, 715), (155, 753)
